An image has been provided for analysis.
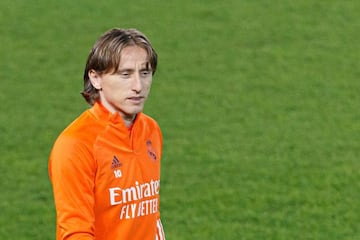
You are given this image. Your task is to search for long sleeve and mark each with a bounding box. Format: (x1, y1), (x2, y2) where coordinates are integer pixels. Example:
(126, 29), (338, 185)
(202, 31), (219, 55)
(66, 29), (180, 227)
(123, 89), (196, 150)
(49, 136), (97, 240)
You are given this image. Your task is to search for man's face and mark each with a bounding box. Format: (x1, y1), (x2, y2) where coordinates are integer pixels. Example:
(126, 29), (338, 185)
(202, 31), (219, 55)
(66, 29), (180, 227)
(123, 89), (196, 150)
(89, 46), (153, 121)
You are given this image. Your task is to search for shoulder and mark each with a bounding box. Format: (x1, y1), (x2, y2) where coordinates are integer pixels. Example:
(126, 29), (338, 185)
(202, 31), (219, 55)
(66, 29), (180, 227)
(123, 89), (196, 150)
(49, 109), (102, 175)
(136, 113), (162, 134)
(59, 108), (106, 141)
(138, 113), (160, 127)
(50, 108), (107, 158)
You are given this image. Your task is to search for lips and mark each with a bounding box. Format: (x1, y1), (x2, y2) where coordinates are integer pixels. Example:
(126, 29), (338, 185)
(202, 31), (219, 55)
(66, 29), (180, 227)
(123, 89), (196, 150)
(127, 96), (144, 104)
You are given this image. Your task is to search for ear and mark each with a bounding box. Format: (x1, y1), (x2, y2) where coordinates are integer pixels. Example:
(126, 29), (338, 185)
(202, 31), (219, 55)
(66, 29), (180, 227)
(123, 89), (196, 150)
(88, 69), (102, 90)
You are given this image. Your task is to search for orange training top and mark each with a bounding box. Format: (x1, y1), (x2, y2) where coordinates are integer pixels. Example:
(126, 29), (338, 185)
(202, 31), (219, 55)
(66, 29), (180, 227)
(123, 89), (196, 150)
(49, 102), (165, 240)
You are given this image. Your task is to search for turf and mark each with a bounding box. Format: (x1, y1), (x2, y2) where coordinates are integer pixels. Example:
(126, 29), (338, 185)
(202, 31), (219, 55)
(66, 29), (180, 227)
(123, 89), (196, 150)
(0, 0), (359, 239)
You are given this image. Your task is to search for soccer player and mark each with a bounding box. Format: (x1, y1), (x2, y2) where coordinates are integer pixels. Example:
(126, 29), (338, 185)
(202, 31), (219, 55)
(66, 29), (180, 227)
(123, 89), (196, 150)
(48, 28), (165, 240)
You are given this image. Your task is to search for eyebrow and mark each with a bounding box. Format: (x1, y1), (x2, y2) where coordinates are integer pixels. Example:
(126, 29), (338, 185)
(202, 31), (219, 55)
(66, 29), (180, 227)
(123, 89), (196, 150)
(117, 62), (152, 72)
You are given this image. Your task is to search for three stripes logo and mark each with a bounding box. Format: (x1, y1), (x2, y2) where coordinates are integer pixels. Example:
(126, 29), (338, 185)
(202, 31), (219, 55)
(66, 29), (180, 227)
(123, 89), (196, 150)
(112, 155), (122, 178)
(111, 155), (122, 169)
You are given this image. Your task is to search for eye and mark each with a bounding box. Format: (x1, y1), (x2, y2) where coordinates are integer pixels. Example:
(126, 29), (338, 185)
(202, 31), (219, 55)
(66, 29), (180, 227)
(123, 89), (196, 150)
(140, 70), (151, 77)
(120, 71), (130, 78)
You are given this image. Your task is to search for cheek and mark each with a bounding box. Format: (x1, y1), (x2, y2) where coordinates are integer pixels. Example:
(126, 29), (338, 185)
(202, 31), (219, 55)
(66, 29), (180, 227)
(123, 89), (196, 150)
(145, 83), (152, 93)
(145, 79), (153, 89)
(108, 81), (129, 91)
(145, 82), (152, 89)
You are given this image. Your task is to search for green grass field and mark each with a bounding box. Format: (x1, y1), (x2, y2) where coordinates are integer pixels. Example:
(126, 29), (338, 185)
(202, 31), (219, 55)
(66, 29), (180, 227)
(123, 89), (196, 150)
(1, 0), (359, 239)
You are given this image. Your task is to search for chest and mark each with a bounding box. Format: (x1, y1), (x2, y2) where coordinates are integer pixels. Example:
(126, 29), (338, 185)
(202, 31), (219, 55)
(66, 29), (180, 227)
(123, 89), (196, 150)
(93, 124), (161, 191)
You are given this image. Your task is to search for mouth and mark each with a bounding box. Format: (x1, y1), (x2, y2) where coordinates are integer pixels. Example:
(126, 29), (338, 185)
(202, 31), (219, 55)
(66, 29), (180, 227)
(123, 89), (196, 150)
(127, 96), (144, 104)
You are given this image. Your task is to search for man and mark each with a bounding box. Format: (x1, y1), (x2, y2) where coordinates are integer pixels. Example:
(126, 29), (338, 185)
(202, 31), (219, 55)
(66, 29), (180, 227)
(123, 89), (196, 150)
(49, 28), (165, 240)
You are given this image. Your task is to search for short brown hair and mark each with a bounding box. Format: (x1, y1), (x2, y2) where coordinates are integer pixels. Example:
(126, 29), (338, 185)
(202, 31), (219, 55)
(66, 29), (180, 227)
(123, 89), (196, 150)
(81, 28), (158, 105)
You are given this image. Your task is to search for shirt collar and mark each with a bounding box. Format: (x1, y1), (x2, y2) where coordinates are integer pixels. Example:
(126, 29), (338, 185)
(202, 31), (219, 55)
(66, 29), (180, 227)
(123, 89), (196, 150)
(91, 101), (124, 124)
(90, 101), (142, 127)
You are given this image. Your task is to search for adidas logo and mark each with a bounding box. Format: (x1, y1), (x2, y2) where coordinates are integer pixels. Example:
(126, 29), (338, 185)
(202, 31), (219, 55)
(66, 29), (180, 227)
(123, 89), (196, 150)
(111, 155), (122, 169)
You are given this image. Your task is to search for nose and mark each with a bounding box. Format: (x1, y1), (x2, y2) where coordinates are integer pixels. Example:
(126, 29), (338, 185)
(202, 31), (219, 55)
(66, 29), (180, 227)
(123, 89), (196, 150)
(132, 73), (142, 93)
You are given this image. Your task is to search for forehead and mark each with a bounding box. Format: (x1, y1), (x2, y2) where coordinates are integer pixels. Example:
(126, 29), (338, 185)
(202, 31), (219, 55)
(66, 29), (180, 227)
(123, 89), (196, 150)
(119, 46), (149, 65)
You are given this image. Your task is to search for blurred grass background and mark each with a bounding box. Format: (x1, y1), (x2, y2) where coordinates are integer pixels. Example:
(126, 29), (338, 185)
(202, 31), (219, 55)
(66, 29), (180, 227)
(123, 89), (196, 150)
(0, 0), (359, 239)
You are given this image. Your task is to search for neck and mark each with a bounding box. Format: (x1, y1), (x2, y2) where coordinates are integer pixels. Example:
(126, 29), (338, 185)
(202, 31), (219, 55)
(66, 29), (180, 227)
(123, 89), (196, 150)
(122, 114), (136, 128)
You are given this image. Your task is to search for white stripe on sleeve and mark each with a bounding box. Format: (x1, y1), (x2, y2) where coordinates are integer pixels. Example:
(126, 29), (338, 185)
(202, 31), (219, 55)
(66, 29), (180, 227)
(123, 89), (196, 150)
(155, 219), (165, 240)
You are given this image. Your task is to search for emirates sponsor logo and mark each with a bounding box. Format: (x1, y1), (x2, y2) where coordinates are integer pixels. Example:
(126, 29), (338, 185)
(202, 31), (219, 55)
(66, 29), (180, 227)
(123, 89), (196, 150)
(109, 179), (160, 219)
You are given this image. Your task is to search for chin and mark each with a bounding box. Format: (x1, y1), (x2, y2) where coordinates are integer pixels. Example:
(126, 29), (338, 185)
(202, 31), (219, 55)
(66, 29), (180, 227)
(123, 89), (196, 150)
(126, 107), (143, 116)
